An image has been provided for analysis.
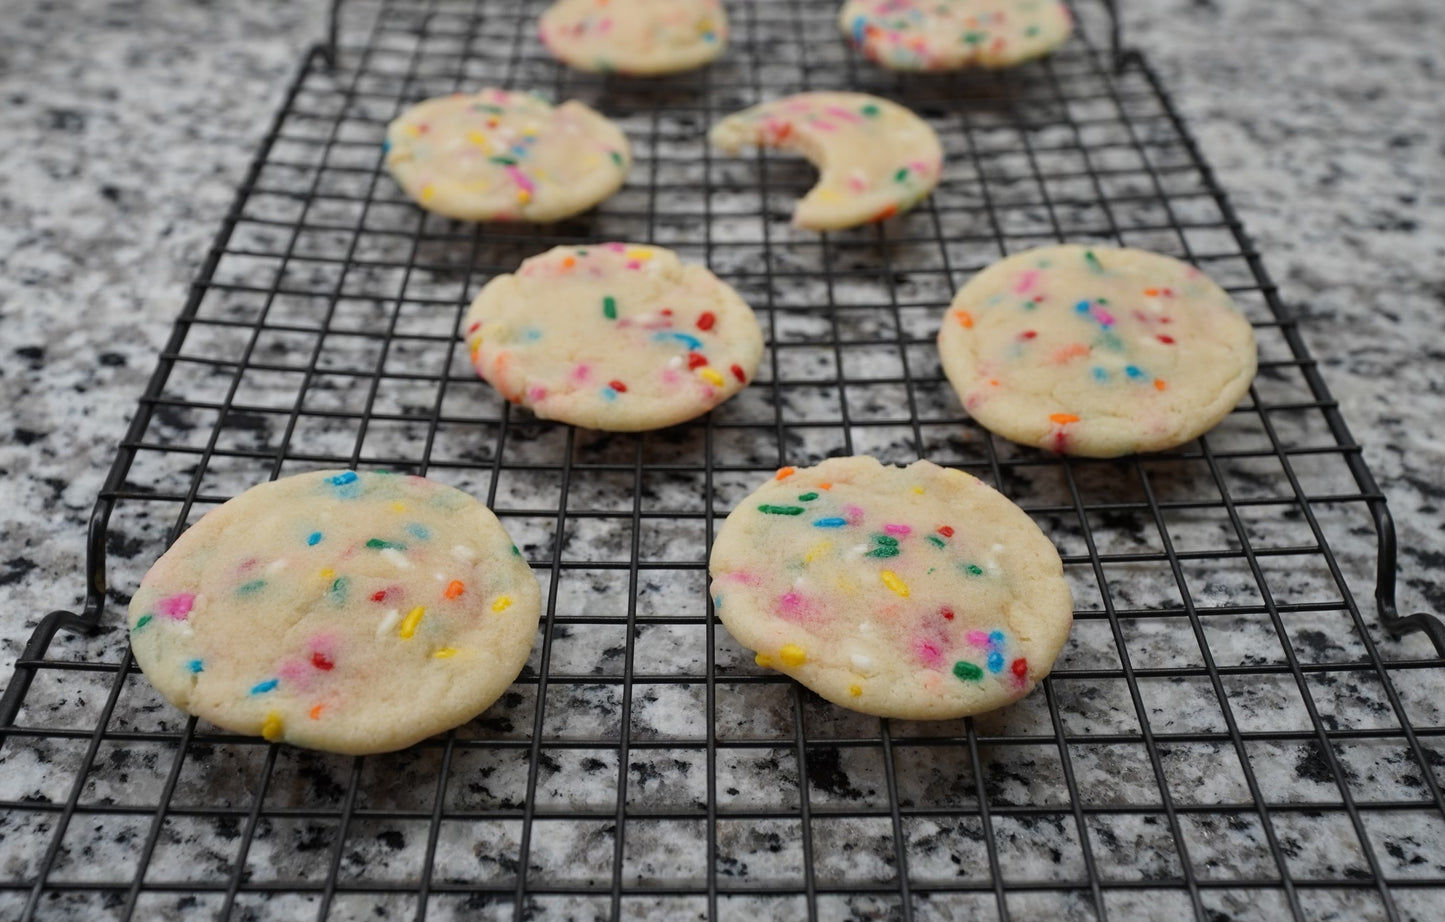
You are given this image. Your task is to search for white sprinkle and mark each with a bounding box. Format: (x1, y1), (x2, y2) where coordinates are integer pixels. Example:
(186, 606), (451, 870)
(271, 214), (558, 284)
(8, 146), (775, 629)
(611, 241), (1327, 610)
(451, 544), (476, 561)
(851, 653), (873, 670)
(382, 548), (412, 570)
(376, 609), (400, 638)
(859, 621), (874, 635)
(668, 355), (684, 369)
(265, 559), (290, 575)
(991, 544), (1006, 554)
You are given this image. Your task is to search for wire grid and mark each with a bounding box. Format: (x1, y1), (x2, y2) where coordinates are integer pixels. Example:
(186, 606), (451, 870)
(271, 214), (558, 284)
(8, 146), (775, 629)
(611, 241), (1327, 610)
(3, 1), (1444, 919)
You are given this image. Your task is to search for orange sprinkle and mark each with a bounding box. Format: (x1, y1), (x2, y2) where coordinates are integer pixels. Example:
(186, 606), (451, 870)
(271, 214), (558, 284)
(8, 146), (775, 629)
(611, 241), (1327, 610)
(1049, 343), (1090, 363)
(953, 310), (975, 329)
(1143, 288), (1160, 297)
(562, 256), (576, 269)
(1050, 413), (1081, 425)
(988, 378), (1000, 387)
(308, 704), (325, 720)
(818, 482), (832, 491)
(444, 580), (465, 599)
(874, 203), (898, 221)
(1154, 379), (1167, 391)
(776, 466), (795, 481)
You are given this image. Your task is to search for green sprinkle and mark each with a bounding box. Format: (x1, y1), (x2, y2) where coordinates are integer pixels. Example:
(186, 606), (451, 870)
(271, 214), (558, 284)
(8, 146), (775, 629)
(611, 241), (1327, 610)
(953, 661), (984, 682)
(963, 31), (987, 45)
(861, 103), (880, 117)
(759, 504), (806, 516)
(874, 535), (899, 546)
(927, 535), (946, 549)
(237, 580), (267, 595)
(366, 538), (406, 550)
(489, 155), (518, 166)
(134, 614), (152, 631)
(797, 492), (819, 502)
(1025, 24), (1041, 37)
(602, 296), (618, 320)
(965, 564), (985, 576)
(866, 546), (900, 559)
(512, 545), (521, 556)
(1083, 250), (1104, 273)
(893, 167), (910, 183)
(478, 104), (505, 114)
(609, 150), (623, 166)
(330, 577), (348, 599)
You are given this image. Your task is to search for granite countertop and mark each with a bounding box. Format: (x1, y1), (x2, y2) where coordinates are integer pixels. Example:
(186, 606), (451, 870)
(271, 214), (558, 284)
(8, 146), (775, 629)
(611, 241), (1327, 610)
(1, 0), (1441, 917)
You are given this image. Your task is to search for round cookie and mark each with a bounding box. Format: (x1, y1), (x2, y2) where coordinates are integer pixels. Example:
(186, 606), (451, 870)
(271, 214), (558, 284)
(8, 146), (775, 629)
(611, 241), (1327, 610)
(539, 0), (728, 75)
(384, 88), (631, 223)
(709, 457), (1073, 720)
(127, 470), (541, 755)
(464, 243), (764, 431)
(937, 244), (1258, 457)
(839, 0), (1073, 71)
(709, 92), (942, 230)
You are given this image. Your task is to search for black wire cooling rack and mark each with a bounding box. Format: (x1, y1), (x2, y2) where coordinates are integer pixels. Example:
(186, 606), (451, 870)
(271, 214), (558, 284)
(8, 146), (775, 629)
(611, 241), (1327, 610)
(4, 1), (1444, 919)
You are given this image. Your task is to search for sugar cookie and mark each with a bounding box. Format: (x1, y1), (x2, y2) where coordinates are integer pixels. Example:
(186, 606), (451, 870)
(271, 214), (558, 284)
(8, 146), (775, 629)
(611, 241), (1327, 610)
(937, 244), (1258, 457)
(539, 0), (728, 75)
(840, 0), (1073, 71)
(384, 88), (631, 222)
(709, 92), (943, 230)
(709, 457), (1072, 719)
(464, 243), (763, 431)
(127, 470), (541, 755)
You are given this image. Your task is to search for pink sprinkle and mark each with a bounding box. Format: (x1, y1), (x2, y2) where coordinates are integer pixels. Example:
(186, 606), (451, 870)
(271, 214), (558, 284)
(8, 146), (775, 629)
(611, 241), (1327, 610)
(823, 105), (863, 124)
(570, 363), (592, 383)
(843, 504), (865, 524)
(720, 571), (762, 586)
(1094, 308), (1116, 325)
(913, 639), (945, 669)
(606, 242), (626, 252)
(966, 630), (989, 647)
(811, 119), (837, 132)
(883, 523), (911, 537)
(157, 593), (195, 620)
(908, 159), (930, 176)
(598, 17), (612, 32)
(505, 166), (534, 194)
(661, 369), (681, 385)
(1014, 270), (1040, 294)
(528, 385), (548, 402)
(776, 591), (822, 623)
(627, 260), (641, 270)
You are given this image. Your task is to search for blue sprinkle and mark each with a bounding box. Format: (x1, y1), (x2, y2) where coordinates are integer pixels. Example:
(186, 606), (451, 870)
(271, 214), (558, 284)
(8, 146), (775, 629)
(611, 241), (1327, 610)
(987, 651), (1005, 673)
(851, 15), (867, 44)
(1075, 300), (1092, 313)
(653, 331), (703, 351)
(406, 523), (432, 540)
(813, 517), (848, 528)
(250, 678), (279, 695)
(703, 30), (717, 42)
(989, 630), (1005, 646)
(511, 144), (527, 156)
(1125, 365), (1144, 379)
(187, 659), (204, 674)
(381, 139), (391, 154)
(326, 471), (361, 498)
(328, 471), (358, 485)
(307, 531), (323, 546)
(520, 327), (542, 342)
(1092, 367), (1109, 382)
(713, 595), (723, 609)
(601, 387), (618, 402)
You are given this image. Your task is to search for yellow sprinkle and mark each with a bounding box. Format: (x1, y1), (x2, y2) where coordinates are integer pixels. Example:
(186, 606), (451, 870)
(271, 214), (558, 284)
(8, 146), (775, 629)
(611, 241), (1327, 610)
(881, 570), (910, 598)
(911, 486), (925, 494)
(405, 124), (422, 137)
(779, 644), (807, 667)
(492, 595), (512, 613)
(319, 568), (334, 581)
(420, 184), (435, 202)
(849, 684), (863, 697)
(815, 189), (845, 203)
(516, 189), (532, 204)
(399, 605), (425, 639)
(697, 367), (725, 387)
(626, 247), (654, 261)
(391, 502), (406, 512)
(470, 340), (482, 361)
(261, 711), (283, 742)
(804, 540), (833, 564)
(465, 129), (491, 151)
(433, 647), (458, 659)
(754, 653), (773, 668)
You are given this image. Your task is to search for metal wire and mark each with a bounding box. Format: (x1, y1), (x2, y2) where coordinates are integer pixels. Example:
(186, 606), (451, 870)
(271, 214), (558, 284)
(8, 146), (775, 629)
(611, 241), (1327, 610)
(2, 1), (1443, 920)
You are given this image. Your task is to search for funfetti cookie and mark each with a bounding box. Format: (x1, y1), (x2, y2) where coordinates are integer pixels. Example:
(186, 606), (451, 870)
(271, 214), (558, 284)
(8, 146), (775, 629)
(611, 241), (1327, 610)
(127, 470), (541, 755)
(840, 0), (1073, 71)
(709, 92), (943, 230)
(709, 457), (1073, 720)
(464, 243), (764, 431)
(539, 0), (728, 75)
(937, 244), (1258, 458)
(384, 88), (631, 223)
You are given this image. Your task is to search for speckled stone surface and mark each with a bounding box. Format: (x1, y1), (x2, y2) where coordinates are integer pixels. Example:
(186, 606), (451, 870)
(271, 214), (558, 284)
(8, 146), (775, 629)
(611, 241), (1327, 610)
(1, 1), (1442, 920)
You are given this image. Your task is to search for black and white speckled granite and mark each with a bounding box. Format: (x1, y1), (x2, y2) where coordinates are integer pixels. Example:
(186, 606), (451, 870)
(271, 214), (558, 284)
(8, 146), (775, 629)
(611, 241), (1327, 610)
(1, 1), (1442, 919)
